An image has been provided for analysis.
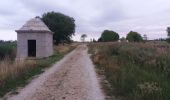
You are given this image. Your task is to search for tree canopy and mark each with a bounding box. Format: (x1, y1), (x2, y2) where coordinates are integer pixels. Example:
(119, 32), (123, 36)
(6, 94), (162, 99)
(167, 27), (170, 37)
(126, 31), (143, 42)
(101, 30), (119, 42)
(81, 34), (87, 42)
(98, 37), (102, 42)
(42, 11), (75, 44)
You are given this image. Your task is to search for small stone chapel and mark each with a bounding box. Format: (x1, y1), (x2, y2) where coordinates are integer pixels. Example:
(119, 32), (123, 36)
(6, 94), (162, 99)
(16, 16), (53, 59)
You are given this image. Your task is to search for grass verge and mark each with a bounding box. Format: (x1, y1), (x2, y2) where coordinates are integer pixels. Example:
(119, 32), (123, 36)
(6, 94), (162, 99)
(0, 44), (77, 97)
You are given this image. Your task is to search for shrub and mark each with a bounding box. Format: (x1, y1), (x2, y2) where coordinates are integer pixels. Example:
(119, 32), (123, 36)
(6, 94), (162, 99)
(166, 38), (170, 43)
(98, 37), (103, 42)
(126, 31), (143, 42)
(0, 41), (16, 60)
(101, 30), (119, 42)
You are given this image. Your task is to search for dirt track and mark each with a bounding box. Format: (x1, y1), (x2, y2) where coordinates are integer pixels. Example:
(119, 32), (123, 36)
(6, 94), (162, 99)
(8, 45), (105, 100)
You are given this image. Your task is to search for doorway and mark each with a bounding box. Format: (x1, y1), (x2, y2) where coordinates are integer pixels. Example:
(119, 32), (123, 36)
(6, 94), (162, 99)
(28, 40), (36, 57)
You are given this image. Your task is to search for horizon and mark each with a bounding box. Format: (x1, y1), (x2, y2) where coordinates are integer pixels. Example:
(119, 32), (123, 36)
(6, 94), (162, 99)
(0, 0), (170, 41)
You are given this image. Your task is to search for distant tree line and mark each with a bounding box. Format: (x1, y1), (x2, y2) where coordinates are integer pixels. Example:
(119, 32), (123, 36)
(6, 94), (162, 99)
(81, 34), (87, 42)
(41, 11), (145, 44)
(40, 11), (170, 44)
(98, 30), (143, 42)
(166, 27), (170, 43)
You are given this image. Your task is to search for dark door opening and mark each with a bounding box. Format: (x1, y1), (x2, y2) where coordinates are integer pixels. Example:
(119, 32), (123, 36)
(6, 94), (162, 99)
(28, 40), (36, 57)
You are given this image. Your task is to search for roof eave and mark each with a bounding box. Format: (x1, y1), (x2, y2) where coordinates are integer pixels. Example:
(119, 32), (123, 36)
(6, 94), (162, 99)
(15, 30), (54, 34)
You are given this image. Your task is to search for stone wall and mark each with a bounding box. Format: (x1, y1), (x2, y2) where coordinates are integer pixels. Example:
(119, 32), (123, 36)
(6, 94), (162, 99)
(17, 32), (53, 59)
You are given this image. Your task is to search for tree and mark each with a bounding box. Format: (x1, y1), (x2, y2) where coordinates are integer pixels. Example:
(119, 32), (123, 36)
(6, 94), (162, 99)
(166, 38), (170, 43)
(143, 34), (147, 41)
(98, 37), (102, 42)
(167, 27), (170, 38)
(101, 30), (119, 42)
(93, 38), (97, 42)
(81, 34), (87, 42)
(42, 11), (75, 44)
(126, 31), (143, 42)
(166, 27), (170, 43)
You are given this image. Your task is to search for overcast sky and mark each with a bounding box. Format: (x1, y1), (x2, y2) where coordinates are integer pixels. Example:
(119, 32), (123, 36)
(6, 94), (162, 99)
(0, 0), (170, 41)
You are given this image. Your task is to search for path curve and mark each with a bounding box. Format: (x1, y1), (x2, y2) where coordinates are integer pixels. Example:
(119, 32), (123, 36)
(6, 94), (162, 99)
(8, 45), (105, 100)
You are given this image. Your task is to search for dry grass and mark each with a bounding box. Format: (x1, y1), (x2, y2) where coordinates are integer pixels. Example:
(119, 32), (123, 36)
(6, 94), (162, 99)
(54, 45), (71, 54)
(0, 58), (38, 96)
(54, 43), (79, 54)
(0, 59), (36, 86)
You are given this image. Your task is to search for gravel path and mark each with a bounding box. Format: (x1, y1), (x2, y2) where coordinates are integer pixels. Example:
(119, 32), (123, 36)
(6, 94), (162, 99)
(8, 45), (105, 100)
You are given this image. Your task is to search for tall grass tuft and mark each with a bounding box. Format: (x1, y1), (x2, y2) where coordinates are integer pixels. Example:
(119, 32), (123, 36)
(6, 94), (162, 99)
(0, 58), (36, 96)
(0, 59), (35, 85)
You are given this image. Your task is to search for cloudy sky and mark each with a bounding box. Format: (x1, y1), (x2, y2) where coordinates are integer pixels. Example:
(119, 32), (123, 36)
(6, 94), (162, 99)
(0, 0), (170, 41)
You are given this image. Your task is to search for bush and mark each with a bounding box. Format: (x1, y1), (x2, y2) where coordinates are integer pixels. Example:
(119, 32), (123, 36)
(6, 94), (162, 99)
(166, 38), (170, 43)
(98, 37), (102, 42)
(126, 31), (143, 42)
(101, 30), (119, 42)
(0, 41), (16, 60)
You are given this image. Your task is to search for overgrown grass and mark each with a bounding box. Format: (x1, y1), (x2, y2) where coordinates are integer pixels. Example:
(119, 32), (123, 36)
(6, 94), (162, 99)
(89, 42), (170, 100)
(0, 44), (77, 97)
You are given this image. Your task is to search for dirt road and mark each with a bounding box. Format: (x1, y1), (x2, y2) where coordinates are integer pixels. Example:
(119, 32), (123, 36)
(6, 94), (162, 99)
(8, 45), (105, 100)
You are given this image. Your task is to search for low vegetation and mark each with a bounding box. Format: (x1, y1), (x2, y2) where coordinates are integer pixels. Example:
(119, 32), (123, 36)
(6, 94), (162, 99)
(89, 42), (170, 100)
(0, 41), (16, 60)
(0, 44), (77, 97)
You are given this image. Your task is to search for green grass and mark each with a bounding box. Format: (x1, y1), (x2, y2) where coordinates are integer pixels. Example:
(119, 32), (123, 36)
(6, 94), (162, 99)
(89, 42), (170, 100)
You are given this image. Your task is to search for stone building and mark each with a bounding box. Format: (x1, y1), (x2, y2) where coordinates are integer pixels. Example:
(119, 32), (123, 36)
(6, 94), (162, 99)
(16, 16), (53, 59)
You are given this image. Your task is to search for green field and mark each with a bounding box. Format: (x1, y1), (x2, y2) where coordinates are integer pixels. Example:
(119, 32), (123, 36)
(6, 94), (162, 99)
(89, 42), (170, 100)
